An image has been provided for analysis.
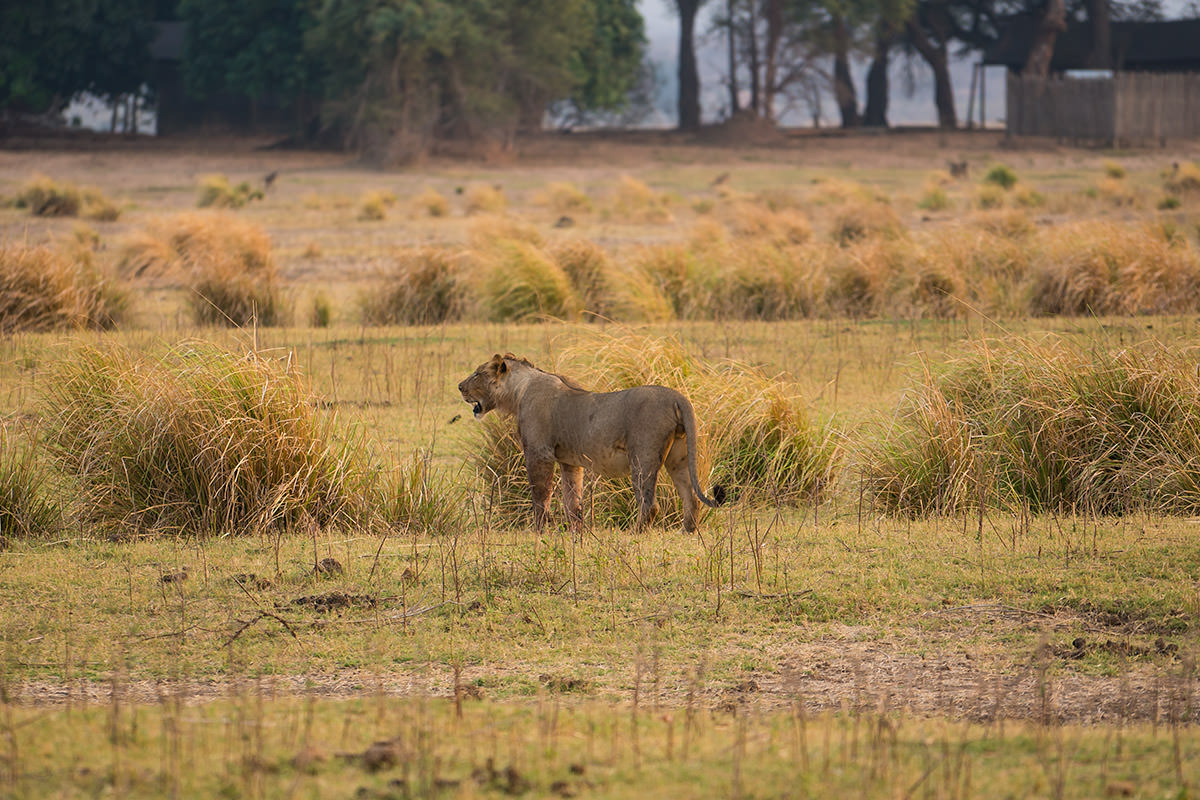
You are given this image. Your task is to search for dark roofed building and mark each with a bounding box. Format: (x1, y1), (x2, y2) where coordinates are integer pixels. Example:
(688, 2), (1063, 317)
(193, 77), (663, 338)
(984, 17), (1200, 74)
(985, 17), (1200, 143)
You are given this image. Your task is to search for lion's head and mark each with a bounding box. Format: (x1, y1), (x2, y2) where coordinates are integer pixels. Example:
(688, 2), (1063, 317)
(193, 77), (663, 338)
(458, 353), (520, 420)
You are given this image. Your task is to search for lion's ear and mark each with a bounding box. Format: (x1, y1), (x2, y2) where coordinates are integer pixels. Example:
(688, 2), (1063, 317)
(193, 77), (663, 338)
(497, 359), (507, 375)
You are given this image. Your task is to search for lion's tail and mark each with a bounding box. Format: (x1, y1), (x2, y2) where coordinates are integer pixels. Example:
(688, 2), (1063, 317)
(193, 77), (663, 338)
(678, 400), (725, 509)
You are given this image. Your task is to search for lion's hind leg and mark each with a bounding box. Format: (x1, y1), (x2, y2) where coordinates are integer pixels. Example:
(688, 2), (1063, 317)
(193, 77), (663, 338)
(630, 455), (661, 532)
(664, 436), (700, 532)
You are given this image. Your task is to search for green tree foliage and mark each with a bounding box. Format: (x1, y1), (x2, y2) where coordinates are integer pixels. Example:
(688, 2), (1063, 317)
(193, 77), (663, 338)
(0, 0), (153, 114)
(307, 0), (645, 155)
(178, 0), (321, 107)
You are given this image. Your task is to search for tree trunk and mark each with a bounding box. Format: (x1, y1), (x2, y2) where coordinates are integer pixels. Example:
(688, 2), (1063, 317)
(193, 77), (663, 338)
(832, 15), (858, 128)
(747, 1), (760, 113)
(1084, 0), (1111, 69)
(1024, 0), (1067, 77)
(762, 0), (782, 119)
(863, 29), (892, 128)
(726, 0), (740, 114)
(676, 0), (703, 130)
(906, 17), (957, 128)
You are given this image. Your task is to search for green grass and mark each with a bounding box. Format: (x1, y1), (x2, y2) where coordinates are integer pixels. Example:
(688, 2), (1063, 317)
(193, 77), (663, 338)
(5, 695), (1197, 799)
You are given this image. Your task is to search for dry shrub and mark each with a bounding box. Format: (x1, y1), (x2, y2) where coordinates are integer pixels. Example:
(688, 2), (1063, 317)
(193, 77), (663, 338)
(809, 178), (882, 207)
(477, 240), (581, 322)
(611, 175), (672, 223)
(308, 291), (332, 327)
(40, 342), (368, 538)
(466, 332), (841, 528)
(360, 247), (468, 325)
(115, 213), (281, 326)
(375, 453), (463, 536)
(869, 336), (1200, 515)
(196, 174), (263, 209)
(829, 199), (903, 246)
(80, 188), (121, 221)
(0, 243), (128, 333)
(752, 188), (803, 211)
(415, 186), (450, 217)
(464, 183), (507, 215)
(1029, 221), (1200, 316)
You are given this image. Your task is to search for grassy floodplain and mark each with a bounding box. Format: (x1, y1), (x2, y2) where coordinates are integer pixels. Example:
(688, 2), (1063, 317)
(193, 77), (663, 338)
(2, 130), (1200, 797)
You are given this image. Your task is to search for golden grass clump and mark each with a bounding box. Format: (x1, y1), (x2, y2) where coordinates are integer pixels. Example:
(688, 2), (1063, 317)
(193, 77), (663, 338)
(1164, 161), (1200, 193)
(828, 199), (904, 246)
(196, 173), (263, 209)
(969, 208), (1036, 240)
(630, 244), (713, 319)
(551, 239), (673, 322)
(414, 186), (450, 217)
(1029, 221), (1200, 316)
(541, 181), (593, 214)
(477, 240), (581, 322)
(975, 184), (1006, 209)
(917, 184), (950, 211)
(1095, 176), (1139, 207)
(869, 336), (1200, 515)
(0, 425), (63, 546)
(466, 214), (543, 250)
(14, 173), (81, 216)
(918, 226), (1030, 317)
(464, 182), (507, 215)
(357, 189), (398, 221)
(825, 238), (942, 319)
(0, 243), (129, 333)
(1102, 159), (1127, 179)
(1013, 186), (1046, 208)
(360, 247), (468, 325)
(39, 342), (368, 538)
(611, 175), (672, 223)
(115, 212), (282, 326)
(467, 332), (840, 528)
(711, 241), (827, 320)
(727, 203), (812, 246)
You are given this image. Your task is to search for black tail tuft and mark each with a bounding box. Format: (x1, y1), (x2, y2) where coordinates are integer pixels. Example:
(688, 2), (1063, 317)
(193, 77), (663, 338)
(711, 484), (727, 506)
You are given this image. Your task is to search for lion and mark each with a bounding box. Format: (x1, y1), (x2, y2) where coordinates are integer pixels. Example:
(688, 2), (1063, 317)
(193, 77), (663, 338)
(458, 353), (725, 532)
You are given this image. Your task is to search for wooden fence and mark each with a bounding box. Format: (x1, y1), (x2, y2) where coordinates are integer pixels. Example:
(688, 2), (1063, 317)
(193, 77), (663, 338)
(1006, 72), (1200, 144)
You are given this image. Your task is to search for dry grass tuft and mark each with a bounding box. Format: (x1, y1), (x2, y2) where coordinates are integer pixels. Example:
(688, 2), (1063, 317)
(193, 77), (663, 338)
(414, 186), (450, 217)
(611, 175), (672, 223)
(360, 247), (468, 325)
(39, 341), (368, 538)
(14, 173), (81, 216)
(869, 336), (1200, 515)
(0, 425), (63, 546)
(727, 203), (812, 246)
(357, 189), (397, 221)
(467, 215), (543, 250)
(541, 181), (593, 214)
(551, 239), (673, 322)
(1029, 221), (1200, 316)
(1164, 161), (1200, 193)
(0, 243), (129, 333)
(464, 183), (507, 215)
(477, 240), (581, 322)
(196, 174), (263, 209)
(829, 199), (903, 246)
(115, 213), (281, 325)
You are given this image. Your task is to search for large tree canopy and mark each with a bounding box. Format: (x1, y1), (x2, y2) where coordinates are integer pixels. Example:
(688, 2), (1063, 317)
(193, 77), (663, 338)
(0, 0), (153, 115)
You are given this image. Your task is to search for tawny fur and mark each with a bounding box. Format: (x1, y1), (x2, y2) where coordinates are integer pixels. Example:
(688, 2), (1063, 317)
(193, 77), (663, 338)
(459, 354), (723, 532)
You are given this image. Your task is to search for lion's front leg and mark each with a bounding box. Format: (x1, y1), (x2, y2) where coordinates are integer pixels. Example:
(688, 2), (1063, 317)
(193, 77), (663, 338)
(560, 464), (584, 532)
(525, 454), (556, 532)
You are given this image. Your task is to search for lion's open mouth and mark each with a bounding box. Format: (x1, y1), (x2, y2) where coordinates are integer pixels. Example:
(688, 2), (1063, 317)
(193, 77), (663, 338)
(471, 401), (483, 416)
